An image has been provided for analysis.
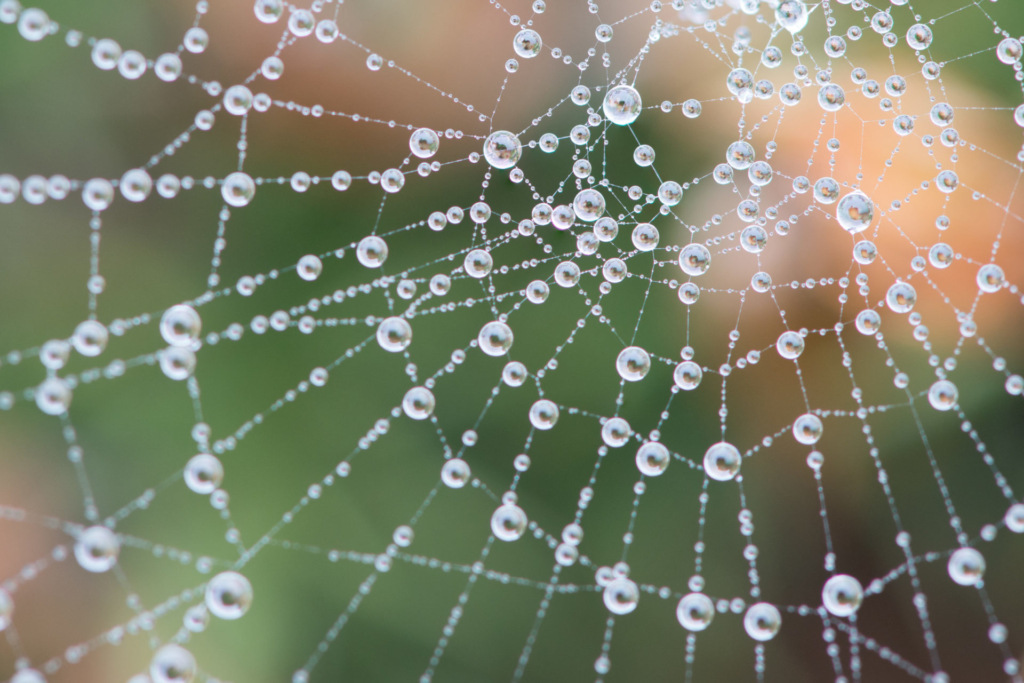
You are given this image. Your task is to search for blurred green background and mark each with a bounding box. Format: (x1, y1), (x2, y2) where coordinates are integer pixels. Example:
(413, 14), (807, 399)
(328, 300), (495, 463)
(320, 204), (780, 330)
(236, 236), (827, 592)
(2, 0), (1024, 681)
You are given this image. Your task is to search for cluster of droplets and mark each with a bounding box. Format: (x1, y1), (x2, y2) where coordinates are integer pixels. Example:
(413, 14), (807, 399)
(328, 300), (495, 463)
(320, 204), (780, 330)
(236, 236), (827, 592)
(2, 0), (1024, 680)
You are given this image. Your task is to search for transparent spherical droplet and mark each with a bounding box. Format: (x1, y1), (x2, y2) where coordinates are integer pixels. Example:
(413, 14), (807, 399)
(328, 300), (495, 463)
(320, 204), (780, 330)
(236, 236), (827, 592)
(72, 319), (109, 357)
(491, 504), (527, 541)
(589, 219), (616, 245)
(150, 644), (196, 683)
(751, 271), (772, 293)
(891, 114), (914, 137)
(631, 223), (659, 251)
(83, 178), (115, 211)
(603, 577), (639, 615)
(570, 124), (590, 146)
(205, 571), (253, 620)
(836, 192), (874, 233)
(601, 417), (631, 448)
(438, 459), (470, 489)
(855, 309), (881, 335)
(778, 82), (802, 105)
(526, 280), (549, 304)
(286, 254), (321, 285)
(726, 141), (755, 170)
(409, 128), (439, 159)
(673, 361), (702, 390)
(160, 346), (196, 381)
(853, 240), (877, 265)
(704, 442), (741, 481)
(538, 133), (559, 153)
(183, 27), (208, 53)
(929, 102), (954, 128)
(681, 99), (702, 119)
(775, 0), (809, 33)
(478, 321), (513, 357)
(483, 130), (522, 170)
(713, 164), (734, 185)
(34, 376), (71, 416)
(468, 193), (494, 219)
(928, 243), (953, 269)
(554, 261), (580, 288)
(551, 204), (574, 230)
(91, 38), (122, 70)
(602, 258), (627, 283)
(574, 160), (593, 180)
(813, 177), (840, 204)
(997, 37), (1023, 65)
(555, 542), (578, 567)
(776, 331), (804, 360)
(906, 23), (932, 50)
(885, 282), (917, 314)
(254, 0), (284, 23)
(577, 231), (599, 255)
(502, 361), (527, 387)
(184, 453), (224, 494)
(793, 413), (823, 445)
(223, 85), (253, 116)
(822, 574), (863, 617)
(529, 399), (559, 430)
(570, 84), (591, 106)
(11, 670), (45, 683)
(512, 28), (542, 58)
(17, 7), (48, 41)
(678, 282), (700, 305)
(818, 84), (845, 111)
(824, 35), (846, 58)
(602, 84), (642, 126)
(221, 172), (255, 207)
(927, 380), (958, 411)
(748, 161), (773, 186)
(677, 592), (714, 631)
(947, 547), (985, 586)
(314, 18), (338, 42)
(633, 144), (655, 166)
(658, 181), (683, 206)
(1004, 503), (1024, 533)
(331, 171), (352, 191)
(936, 170), (959, 194)
(679, 244), (711, 276)
(616, 346), (650, 382)
(977, 263), (1005, 293)
(160, 305), (201, 347)
(740, 225), (767, 253)
(19, 174), (45, 204)
(573, 188), (605, 222)
(75, 525), (120, 573)
(761, 46), (783, 68)
(379, 168), (404, 194)
(183, 603), (209, 633)
(725, 68), (752, 97)
(744, 603), (781, 641)
(357, 235), (388, 268)
(462, 249), (492, 279)
(120, 168), (152, 202)
(596, 23), (613, 42)
(402, 387), (435, 420)
(376, 317), (412, 353)
(636, 442), (669, 476)
(292, 172), (312, 194)
(40, 339), (70, 370)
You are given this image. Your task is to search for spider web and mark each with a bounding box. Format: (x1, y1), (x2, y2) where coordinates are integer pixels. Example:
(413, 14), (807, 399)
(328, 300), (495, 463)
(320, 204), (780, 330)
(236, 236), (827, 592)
(1, 0), (1024, 681)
